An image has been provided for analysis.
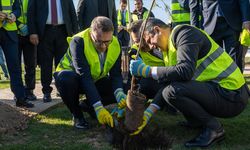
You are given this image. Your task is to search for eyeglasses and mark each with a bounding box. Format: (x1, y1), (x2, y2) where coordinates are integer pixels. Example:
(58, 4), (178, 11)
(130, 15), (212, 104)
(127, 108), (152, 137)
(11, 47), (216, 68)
(91, 33), (113, 47)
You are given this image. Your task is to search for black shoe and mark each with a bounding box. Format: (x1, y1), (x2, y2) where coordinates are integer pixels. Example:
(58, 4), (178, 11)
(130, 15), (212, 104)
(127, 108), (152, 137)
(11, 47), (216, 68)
(16, 98), (34, 108)
(79, 100), (97, 119)
(26, 90), (37, 101)
(43, 93), (52, 103)
(178, 121), (202, 129)
(184, 127), (225, 148)
(73, 117), (89, 129)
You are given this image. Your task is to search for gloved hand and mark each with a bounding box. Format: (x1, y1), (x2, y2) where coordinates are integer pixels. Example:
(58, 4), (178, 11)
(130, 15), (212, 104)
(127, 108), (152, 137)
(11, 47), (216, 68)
(19, 24), (28, 36)
(111, 107), (125, 119)
(130, 57), (151, 78)
(93, 101), (114, 127)
(130, 106), (154, 135)
(114, 88), (127, 109)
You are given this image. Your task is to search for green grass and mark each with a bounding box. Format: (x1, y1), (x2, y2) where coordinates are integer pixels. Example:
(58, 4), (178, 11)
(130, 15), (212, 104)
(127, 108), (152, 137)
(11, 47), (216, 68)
(1, 103), (250, 150)
(0, 66), (41, 89)
(1, 72), (250, 149)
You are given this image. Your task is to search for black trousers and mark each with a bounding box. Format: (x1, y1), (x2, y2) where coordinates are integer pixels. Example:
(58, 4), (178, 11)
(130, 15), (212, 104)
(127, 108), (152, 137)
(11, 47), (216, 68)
(38, 25), (68, 94)
(211, 17), (242, 71)
(54, 70), (116, 119)
(18, 35), (37, 93)
(0, 28), (26, 99)
(162, 80), (249, 129)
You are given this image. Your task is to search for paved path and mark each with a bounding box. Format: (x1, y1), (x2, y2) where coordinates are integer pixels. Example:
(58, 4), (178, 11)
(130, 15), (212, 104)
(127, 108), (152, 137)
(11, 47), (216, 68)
(0, 82), (62, 114)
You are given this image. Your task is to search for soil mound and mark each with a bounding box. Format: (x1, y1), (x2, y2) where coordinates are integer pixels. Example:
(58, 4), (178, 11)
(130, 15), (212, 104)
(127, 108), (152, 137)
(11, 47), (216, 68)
(0, 102), (34, 135)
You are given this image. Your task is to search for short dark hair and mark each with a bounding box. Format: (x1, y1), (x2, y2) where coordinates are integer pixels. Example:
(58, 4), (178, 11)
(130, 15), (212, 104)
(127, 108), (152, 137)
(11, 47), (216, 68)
(141, 18), (171, 35)
(90, 16), (114, 33)
(127, 19), (143, 34)
(134, 0), (143, 4)
(120, 0), (127, 4)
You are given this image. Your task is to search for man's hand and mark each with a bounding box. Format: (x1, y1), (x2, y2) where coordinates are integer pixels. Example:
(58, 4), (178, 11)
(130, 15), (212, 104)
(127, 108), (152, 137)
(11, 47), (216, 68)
(130, 57), (151, 78)
(111, 107), (125, 119)
(30, 34), (39, 45)
(93, 101), (114, 127)
(0, 11), (7, 21)
(114, 88), (127, 109)
(7, 13), (16, 23)
(243, 21), (250, 33)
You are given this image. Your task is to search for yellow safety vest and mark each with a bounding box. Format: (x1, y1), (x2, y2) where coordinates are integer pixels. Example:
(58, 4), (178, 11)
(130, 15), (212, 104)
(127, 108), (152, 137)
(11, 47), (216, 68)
(130, 44), (168, 67)
(117, 10), (129, 26)
(132, 10), (149, 21)
(56, 28), (121, 82)
(167, 25), (245, 90)
(171, 0), (190, 25)
(0, 0), (17, 30)
(17, 0), (28, 26)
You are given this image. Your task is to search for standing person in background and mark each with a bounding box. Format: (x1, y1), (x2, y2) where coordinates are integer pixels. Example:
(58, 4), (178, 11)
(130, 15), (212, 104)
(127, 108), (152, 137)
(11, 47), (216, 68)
(28, 0), (78, 103)
(171, 0), (190, 27)
(77, 0), (118, 35)
(131, 0), (154, 22)
(117, 0), (130, 47)
(0, 0), (34, 108)
(189, 0), (203, 29)
(192, 0), (250, 72)
(0, 46), (9, 80)
(17, 0), (37, 101)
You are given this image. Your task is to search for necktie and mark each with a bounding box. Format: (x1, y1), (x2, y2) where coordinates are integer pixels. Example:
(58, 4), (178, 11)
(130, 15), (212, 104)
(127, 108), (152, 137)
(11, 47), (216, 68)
(51, 0), (58, 25)
(121, 11), (126, 26)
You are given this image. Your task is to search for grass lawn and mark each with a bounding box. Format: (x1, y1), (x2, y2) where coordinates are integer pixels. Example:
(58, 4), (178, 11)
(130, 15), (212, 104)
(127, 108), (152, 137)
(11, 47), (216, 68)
(0, 73), (250, 149)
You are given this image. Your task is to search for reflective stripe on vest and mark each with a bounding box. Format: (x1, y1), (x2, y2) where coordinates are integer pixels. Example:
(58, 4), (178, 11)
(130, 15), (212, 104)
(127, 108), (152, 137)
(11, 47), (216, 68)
(171, 0), (190, 24)
(130, 44), (167, 66)
(1, 0), (17, 30)
(132, 10), (149, 21)
(18, 0), (28, 25)
(56, 28), (121, 82)
(168, 25), (245, 90)
(117, 10), (129, 26)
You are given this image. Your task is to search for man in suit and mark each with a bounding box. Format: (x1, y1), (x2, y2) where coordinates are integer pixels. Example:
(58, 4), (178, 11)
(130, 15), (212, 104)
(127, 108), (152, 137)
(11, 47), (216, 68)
(191, 0), (250, 71)
(54, 16), (126, 129)
(28, 0), (78, 102)
(117, 0), (130, 47)
(0, 0), (34, 108)
(17, 0), (37, 101)
(77, 0), (118, 35)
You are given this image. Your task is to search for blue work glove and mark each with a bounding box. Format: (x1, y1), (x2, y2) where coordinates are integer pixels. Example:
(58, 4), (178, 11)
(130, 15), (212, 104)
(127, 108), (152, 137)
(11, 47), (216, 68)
(114, 88), (127, 109)
(93, 101), (114, 127)
(18, 24), (28, 36)
(111, 107), (125, 119)
(130, 57), (151, 78)
(130, 106), (155, 135)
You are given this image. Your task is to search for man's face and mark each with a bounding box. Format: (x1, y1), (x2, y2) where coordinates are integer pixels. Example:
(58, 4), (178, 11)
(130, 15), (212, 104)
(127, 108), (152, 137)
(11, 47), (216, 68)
(91, 29), (113, 52)
(120, 3), (127, 11)
(134, 0), (143, 12)
(144, 31), (160, 50)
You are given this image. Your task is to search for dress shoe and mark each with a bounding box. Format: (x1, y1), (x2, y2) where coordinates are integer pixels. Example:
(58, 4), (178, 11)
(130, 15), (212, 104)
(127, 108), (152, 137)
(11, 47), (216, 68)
(79, 100), (97, 119)
(16, 98), (34, 108)
(43, 93), (52, 103)
(26, 90), (37, 101)
(185, 127), (225, 148)
(178, 121), (202, 129)
(73, 116), (89, 129)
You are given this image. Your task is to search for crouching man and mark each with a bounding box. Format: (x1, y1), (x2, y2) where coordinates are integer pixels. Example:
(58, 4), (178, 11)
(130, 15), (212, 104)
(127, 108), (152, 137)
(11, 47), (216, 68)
(54, 17), (126, 129)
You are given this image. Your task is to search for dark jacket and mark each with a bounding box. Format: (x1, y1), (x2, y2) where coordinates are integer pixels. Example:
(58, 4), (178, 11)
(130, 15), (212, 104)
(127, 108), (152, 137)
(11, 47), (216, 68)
(27, 0), (78, 37)
(76, 0), (117, 35)
(0, 0), (21, 42)
(199, 0), (250, 34)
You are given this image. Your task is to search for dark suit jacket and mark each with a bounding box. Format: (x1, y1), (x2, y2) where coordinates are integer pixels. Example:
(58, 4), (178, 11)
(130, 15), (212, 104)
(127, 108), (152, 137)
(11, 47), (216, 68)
(28, 0), (78, 37)
(200, 0), (250, 35)
(76, 0), (117, 35)
(0, 0), (21, 42)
